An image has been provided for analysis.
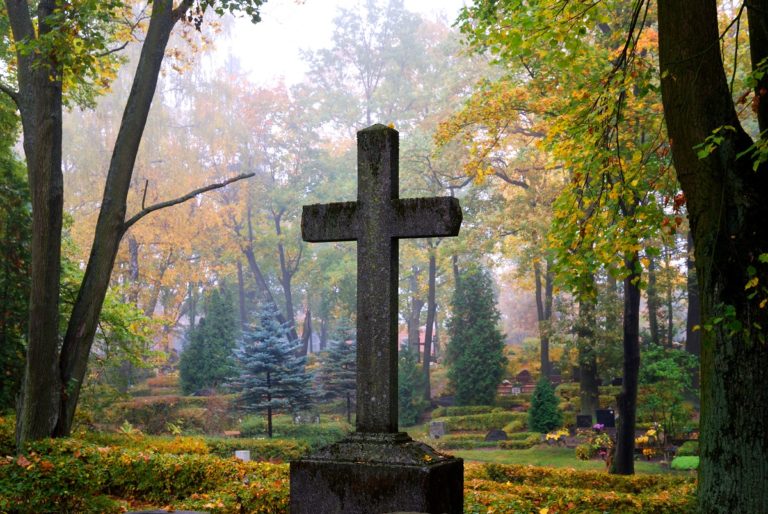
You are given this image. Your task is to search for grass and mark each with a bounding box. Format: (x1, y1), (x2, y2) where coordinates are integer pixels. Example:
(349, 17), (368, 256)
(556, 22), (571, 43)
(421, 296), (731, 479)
(450, 445), (676, 474)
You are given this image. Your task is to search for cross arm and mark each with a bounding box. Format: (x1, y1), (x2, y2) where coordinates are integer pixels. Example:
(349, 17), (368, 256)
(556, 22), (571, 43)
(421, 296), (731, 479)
(302, 201), (358, 242)
(393, 197), (462, 239)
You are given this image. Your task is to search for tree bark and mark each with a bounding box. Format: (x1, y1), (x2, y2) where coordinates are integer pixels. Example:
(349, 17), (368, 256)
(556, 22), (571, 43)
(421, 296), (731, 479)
(534, 259), (553, 378)
(237, 260), (247, 330)
(685, 232), (701, 389)
(407, 266), (424, 360)
(53, 0), (190, 438)
(646, 253), (660, 345)
(663, 244), (674, 347)
(612, 253), (641, 475)
(659, 1), (768, 509)
(10, 0), (66, 447)
(300, 309), (312, 356)
(422, 250), (437, 402)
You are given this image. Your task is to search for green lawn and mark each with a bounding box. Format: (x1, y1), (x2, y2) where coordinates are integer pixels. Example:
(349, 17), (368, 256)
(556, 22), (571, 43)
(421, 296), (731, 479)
(450, 445), (676, 474)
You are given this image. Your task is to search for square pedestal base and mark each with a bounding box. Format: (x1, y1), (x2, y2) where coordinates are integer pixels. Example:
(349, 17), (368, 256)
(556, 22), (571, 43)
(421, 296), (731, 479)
(289, 432), (463, 514)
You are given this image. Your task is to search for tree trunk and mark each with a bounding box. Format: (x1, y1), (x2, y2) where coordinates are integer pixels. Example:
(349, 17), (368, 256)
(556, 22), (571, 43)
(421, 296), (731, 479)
(243, 200), (299, 343)
(685, 232), (701, 389)
(407, 266), (424, 360)
(237, 260), (247, 330)
(664, 245), (675, 347)
(578, 288), (599, 418)
(300, 309), (312, 356)
(422, 250), (437, 402)
(612, 253), (641, 475)
(142, 248), (172, 317)
(127, 234), (140, 303)
(52, 0), (191, 438)
(534, 259), (553, 378)
(273, 208), (298, 335)
(11, 0), (66, 447)
(646, 253), (660, 345)
(320, 318), (328, 351)
(659, 1), (768, 509)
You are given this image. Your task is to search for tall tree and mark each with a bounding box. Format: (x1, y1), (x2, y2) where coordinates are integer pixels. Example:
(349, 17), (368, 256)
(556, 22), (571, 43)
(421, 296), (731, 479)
(2, 0), (263, 445)
(0, 98), (29, 412)
(446, 266), (507, 406)
(658, 2), (768, 510)
(231, 302), (312, 438)
(179, 286), (239, 394)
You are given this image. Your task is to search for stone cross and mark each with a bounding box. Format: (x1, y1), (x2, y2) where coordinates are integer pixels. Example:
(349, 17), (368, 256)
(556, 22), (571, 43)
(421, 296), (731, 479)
(302, 124), (462, 433)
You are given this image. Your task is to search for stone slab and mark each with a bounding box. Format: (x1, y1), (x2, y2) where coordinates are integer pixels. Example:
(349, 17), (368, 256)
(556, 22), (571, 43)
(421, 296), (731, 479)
(290, 433), (463, 514)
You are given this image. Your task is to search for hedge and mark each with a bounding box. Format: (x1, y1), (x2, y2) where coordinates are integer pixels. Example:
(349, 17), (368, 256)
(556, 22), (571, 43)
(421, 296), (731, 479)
(434, 411), (526, 432)
(0, 436), (697, 514)
(431, 405), (498, 418)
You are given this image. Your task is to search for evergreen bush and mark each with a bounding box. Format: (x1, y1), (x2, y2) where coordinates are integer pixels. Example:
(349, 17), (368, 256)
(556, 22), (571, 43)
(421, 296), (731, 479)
(447, 266), (507, 406)
(528, 377), (563, 433)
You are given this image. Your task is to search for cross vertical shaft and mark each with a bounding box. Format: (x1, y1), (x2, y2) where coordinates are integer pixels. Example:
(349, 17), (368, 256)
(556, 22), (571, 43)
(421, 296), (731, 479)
(356, 126), (400, 432)
(301, 124), (462, 435)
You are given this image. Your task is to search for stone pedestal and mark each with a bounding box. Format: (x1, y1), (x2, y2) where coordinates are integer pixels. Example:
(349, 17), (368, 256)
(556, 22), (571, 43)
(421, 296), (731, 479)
(290, 432), (463, 514)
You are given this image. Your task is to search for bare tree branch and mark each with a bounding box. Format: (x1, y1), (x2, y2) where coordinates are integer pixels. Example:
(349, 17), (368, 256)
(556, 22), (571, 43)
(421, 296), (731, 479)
(123, 172), (254, 232)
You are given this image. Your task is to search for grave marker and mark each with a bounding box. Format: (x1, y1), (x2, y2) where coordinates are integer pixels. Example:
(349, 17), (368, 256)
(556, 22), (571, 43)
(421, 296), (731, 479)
(290, 125), (464, 513)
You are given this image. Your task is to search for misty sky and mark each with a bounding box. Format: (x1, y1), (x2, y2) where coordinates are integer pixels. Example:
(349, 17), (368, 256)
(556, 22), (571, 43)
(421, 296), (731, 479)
(220, 0), (468, 85)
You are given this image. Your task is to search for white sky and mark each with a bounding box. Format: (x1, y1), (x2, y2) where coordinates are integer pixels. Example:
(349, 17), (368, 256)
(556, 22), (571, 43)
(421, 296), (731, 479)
(217, 0), (468, 85)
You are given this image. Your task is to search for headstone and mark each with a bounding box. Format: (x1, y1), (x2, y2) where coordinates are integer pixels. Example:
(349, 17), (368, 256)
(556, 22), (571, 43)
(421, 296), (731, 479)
(234, 450), (251, 462)
(510, 386), (522, 396)
(484, 429), (508, 442)
(429, 421), (446, 439)
(595, 409), (616, 428)
(290, 125), (464, 514)
(576, 414), (593, 428)
(611, 377), (623, 386)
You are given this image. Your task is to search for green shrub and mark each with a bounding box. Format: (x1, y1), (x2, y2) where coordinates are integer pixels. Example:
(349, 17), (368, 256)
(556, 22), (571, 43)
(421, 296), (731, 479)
(528, 378), (563, 433)
(239, 414), (350, 447)
(206, 437), (310, 461)
(434, 411), (525, 432)
(499, 433), (540, 450)
(671, 456), (699, 470)
(431, 405), (496, 418)
(494, 394), (531, 410)
(502, 417), (527, 433)
(0, 416), (14, 455)
(677, 440), (699, 456)
(575, 443), (595, 460)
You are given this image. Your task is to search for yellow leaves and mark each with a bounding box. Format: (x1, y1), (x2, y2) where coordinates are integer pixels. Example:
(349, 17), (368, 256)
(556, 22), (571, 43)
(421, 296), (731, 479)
(745, 277), (759, 290)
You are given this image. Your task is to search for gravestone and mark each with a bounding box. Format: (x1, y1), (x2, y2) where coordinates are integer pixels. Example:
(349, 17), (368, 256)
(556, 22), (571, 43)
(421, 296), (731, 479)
(576, 414), (593, 428)
(290, 125), (463, 514)
(429, 421), (446, 439)
(595, 409), (616, 428)
(485, 429), (508, 442)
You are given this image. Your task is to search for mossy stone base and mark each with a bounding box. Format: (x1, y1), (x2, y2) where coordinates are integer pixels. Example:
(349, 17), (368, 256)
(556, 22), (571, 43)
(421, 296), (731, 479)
(289, 432), (463, 514)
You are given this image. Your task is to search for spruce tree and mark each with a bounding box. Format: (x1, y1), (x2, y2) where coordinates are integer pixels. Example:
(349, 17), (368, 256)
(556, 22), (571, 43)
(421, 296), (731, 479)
(318, 338), (357, 424)
(446, 266), (507, 405)
(528, 377), (563, 433)
(230, 303), (312, 437)
(179, 286), (239, 394)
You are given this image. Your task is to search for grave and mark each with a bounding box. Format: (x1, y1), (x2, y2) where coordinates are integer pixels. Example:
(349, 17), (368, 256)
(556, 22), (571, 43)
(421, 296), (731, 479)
(429, 421), (446, 439)
(290, 125), (464, 514)
(595, 409), (616, 428)
(576, 414), (593, 428)
(485, 429), (508, 442)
